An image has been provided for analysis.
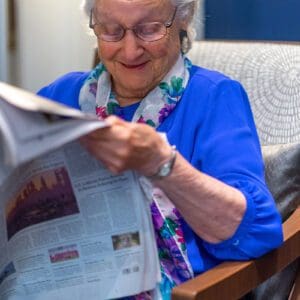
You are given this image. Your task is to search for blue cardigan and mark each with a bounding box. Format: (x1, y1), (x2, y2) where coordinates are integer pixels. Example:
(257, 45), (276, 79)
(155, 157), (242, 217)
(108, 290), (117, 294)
(38, 65), (283, 275)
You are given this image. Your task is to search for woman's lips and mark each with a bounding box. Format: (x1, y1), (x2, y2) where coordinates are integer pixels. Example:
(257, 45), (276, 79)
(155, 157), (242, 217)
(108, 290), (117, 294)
(121, 61), (148, 69)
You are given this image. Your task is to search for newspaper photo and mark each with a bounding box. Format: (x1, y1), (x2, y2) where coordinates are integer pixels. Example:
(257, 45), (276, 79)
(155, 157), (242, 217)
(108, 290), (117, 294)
(0, 82), (161, 300)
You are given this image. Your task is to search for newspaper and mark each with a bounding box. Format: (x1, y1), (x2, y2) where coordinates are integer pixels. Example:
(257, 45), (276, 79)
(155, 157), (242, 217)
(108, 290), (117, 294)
(0, 82), (161, 300)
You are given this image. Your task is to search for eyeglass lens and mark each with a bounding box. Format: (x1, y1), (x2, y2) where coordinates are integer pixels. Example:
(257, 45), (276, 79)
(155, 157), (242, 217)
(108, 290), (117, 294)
(90, 7), (177, 42)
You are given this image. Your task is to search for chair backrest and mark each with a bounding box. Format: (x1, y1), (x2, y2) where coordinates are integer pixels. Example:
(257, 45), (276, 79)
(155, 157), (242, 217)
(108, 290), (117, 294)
(188, 41), (300, 146)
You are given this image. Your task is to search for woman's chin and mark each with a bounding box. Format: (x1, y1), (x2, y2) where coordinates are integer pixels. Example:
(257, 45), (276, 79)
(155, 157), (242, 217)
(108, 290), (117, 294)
(115, 79), (155, 99)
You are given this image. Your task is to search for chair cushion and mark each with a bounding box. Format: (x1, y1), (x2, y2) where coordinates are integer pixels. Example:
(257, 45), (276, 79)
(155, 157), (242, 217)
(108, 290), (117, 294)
(262, 142), (300, 221)
(245, 143), (300, 299)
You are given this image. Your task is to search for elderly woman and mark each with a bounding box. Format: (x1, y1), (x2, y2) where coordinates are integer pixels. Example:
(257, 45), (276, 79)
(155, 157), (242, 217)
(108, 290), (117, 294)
(38, 0), (283, 297)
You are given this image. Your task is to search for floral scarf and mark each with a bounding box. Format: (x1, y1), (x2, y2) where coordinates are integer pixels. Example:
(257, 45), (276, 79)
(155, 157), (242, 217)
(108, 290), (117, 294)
(79, 54), (194, 299)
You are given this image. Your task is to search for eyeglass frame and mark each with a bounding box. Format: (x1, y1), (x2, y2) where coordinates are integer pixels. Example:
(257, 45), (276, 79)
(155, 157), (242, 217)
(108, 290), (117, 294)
(89, 7), (178, 42)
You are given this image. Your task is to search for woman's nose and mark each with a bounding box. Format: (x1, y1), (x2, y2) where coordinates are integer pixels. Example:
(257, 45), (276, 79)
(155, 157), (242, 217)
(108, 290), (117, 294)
(121, 30), (144, 62)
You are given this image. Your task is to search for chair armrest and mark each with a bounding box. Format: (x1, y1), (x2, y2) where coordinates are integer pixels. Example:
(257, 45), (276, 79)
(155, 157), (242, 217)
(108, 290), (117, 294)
(289, 264), (300, 300)
(172, 207), (300, 300)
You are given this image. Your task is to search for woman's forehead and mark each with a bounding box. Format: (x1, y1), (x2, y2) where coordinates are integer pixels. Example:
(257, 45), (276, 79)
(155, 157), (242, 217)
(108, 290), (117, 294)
(94, 0), (173, 13)
(95, 0), (171, 5)
(94, 0), (174, 22)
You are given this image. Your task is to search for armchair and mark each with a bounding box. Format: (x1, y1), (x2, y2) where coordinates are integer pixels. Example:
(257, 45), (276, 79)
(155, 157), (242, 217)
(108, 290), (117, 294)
(172, 41), (300, 299)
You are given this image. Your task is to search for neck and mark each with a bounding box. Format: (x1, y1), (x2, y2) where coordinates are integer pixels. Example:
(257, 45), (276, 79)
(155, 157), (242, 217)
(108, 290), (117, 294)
(112, 82), (147, 107)
(115, 94), (142, 107)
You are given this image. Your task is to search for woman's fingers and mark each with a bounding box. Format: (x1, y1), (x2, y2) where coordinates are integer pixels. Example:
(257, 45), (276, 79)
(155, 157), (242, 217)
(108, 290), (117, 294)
(80, 116), (172, 175)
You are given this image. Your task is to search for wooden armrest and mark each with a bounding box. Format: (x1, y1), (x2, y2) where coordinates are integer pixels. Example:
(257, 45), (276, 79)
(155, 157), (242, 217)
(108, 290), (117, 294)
(289, 264), (300, 300)
(172, 207), (300, 300)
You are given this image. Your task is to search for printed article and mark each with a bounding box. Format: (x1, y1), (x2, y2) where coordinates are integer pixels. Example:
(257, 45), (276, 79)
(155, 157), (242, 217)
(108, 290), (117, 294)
(0, 82), (161, 299)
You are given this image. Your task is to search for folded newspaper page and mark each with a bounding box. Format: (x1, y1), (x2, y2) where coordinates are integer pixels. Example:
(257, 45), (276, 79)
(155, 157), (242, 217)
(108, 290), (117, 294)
(0, 82), (161, 299)
(0, 82), (108, 171)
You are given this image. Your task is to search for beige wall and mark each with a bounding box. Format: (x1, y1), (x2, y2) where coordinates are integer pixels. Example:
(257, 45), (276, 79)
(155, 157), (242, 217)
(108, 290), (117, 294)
(13, 0), (95, 92)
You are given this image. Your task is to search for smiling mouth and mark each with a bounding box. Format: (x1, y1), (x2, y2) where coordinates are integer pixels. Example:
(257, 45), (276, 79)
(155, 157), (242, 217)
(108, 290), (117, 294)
(121, 62), (148, 69)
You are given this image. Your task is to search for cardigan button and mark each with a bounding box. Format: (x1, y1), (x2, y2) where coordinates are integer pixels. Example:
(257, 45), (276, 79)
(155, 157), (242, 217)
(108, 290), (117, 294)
(233, 239), (240, 246)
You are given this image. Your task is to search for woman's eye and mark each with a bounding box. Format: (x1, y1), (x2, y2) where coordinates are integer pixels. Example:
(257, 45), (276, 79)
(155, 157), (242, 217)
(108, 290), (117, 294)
(102, 24), (123, 35)
(138, 23), (162, 35)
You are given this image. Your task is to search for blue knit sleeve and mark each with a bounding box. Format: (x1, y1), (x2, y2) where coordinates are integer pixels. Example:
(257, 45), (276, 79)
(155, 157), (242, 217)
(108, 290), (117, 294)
(37, 72), (89, 109)
(193, 78), (283, 260)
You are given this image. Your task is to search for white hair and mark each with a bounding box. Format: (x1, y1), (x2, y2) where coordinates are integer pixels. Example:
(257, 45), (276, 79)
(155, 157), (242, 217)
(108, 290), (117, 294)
(81, 0), (199, 53)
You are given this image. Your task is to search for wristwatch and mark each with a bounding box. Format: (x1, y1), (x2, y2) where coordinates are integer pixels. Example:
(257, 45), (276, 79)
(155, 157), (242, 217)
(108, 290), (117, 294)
(148, 145), (177, 180)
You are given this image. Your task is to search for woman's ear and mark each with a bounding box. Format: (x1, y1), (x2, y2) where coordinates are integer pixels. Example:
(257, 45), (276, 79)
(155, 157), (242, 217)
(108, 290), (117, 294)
(180, 30), (188, 44)
(179, 18), (189, 31)
(179, 29), (190, 54)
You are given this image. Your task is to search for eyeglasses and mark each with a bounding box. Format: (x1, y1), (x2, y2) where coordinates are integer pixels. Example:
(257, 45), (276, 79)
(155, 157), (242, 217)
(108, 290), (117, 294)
(89, 7), (177, 42)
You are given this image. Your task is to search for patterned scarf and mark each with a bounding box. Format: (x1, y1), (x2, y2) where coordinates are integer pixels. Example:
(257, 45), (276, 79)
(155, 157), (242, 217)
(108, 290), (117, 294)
(79, 54), (194, 299)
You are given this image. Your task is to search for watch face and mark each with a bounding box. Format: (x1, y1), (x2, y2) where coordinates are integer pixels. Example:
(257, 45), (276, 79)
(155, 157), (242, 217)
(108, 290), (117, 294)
(148, 146), (176, 180)
(159, 164), (171, 177)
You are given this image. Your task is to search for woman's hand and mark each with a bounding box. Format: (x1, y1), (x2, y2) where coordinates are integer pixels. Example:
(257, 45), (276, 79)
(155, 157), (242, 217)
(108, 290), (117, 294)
(80, 115), (173, 176)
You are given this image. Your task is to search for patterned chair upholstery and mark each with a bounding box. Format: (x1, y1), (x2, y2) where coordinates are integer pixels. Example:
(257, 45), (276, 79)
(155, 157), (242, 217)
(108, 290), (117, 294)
(188, 41), (300, 145)
(171, 41), (300, 300)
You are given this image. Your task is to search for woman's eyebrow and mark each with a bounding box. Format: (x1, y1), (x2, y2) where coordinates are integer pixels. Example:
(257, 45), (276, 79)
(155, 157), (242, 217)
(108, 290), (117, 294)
(93, 7), (167, 24)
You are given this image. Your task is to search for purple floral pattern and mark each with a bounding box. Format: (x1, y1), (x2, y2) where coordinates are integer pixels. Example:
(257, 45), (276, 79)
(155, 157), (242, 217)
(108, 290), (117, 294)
(95, 106), (108, 119)
(151, 203), (193, 283)
(158, 104), (176, 124)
